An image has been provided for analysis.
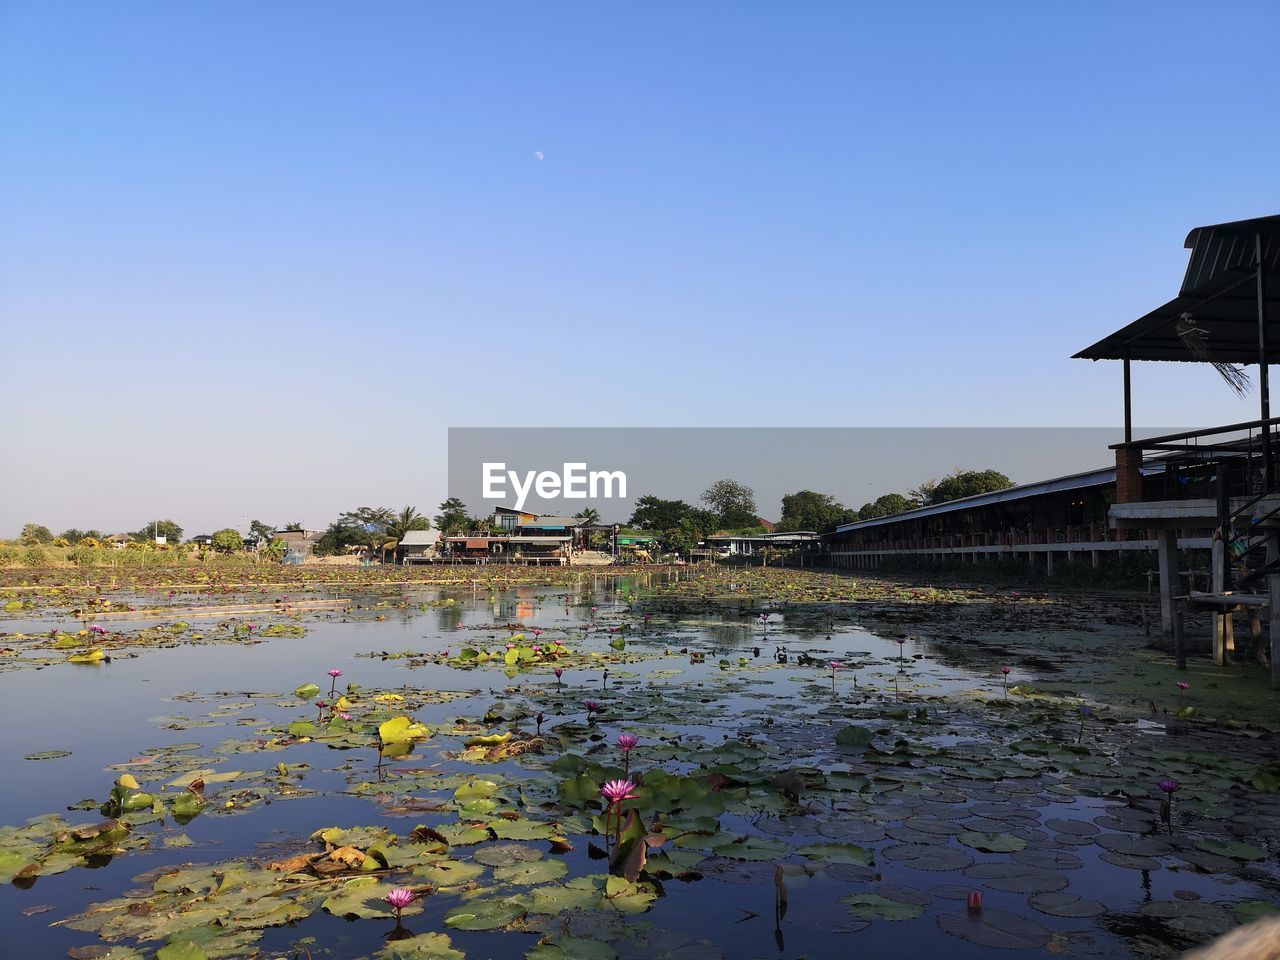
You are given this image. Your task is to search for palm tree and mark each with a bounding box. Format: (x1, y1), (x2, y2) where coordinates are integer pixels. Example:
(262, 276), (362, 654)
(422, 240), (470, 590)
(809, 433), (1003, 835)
(385, 506), (427, 541)
(575, 508), (601, 525)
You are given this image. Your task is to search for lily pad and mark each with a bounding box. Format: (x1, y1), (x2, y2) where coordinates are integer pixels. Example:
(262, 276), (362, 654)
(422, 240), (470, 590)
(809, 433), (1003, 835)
(936, 909), (1051, 949)
(443, 896), (528, 930)
(841, 892), (925, 921)
(1028, 892), (1106, 918)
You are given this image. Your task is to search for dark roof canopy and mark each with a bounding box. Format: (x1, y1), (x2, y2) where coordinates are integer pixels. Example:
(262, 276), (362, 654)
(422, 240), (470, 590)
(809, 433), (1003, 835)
(1074, 214), (1280, 364)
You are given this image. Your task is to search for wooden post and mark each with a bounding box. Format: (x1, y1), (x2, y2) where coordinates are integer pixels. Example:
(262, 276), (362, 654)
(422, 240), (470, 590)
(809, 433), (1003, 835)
(1270, 536), (1280, 688)
(1174, 601), (1186, 671)
(1157, 529), (1179, 636)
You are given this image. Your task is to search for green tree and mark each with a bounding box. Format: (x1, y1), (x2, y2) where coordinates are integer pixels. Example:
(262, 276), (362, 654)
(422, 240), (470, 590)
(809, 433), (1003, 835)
(629, 496), (693, 530)
(262, 537), (288, 562)
(283, 522), (305, 532)
(684, 508), (721, 538)
(575, 507), (601, 525)
(249, 520), (277, 541)
(700, 479), (757, 527)
(20, 524), (53, 545)
(929, 468), (1014, 504)
(385, 506), (430, 544)
(210, 528), (244, 552)
(777, 490), (857, 533)
(660, 522), (697, 556)
(134, 519), (184, 543)
(858, 493), (913, 519)
(434, 498), (471, 535)
(313, 506), (396, 558)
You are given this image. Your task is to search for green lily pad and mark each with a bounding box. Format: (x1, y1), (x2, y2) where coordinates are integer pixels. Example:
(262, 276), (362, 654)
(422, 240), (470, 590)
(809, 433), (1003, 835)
(443, 896), (528, 930)
(835, 726), (873, 748)
(526, 936), (620, 959)
(24, 750), (72, 761)
(796, 842), (874, 865)
(1194, 838), (1265, 861)
(494, 857), (569, 885)
(841, 892), (925, 921)
(380, 932), (467, 960)
(1028, 892), (1106, 918)
(936, 908), (1051, 949)
(956, 831), (1026, 853)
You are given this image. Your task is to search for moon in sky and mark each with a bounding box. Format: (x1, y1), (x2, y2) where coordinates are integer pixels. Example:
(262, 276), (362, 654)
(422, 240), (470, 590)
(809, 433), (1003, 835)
(533, 151), (544, 161)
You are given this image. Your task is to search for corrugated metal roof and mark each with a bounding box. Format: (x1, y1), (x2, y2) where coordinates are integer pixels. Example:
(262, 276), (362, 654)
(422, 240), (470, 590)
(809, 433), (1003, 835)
(521, 516), (586, 528)
(830, 465), (1144, 534)
(1074, 214), (1280, 363)
(399, 530), (440, 546)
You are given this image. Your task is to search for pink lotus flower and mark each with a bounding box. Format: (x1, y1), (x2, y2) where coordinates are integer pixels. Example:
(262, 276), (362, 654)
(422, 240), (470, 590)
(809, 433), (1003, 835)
(585, 699), (600, 718)
(89, 625), (107, 635)
(967, 890), (983, 911)
(328, 669), (342, 678)
(533, 628), (542, 637)
(385, 887), (415, 920)
(506, 643), (517, 650)
(554, 667), (564, 684)
(1176, 681), (1190, 690)
(601, 778), (638, 803)
(1000, 666), (1011, 675)
(1158, 778), (1180, 794)
(532, 644), (542, 652)
(339, 712), (353, 721)
(618, 733), (639, 752)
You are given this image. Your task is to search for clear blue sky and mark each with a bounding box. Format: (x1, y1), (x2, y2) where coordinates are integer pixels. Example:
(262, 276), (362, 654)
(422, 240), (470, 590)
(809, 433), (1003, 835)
(2, 1), (1277, 535)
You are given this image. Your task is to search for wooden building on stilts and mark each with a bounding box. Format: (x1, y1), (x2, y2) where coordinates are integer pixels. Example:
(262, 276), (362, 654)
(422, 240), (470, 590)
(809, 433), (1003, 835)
(1074, 214), (1280, 687)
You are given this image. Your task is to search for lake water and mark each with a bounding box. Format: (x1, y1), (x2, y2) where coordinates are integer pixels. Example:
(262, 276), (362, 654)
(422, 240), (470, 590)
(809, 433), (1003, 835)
(2, 573), (1276, 959)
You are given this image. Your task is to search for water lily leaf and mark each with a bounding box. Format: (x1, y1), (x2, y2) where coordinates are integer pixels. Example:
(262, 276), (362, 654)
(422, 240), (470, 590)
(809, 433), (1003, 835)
(321, 876), (393, 919)
(474, 843), (542, 867)
(841, 892), (925, 921)
(490, 818), (557, 841)
(709, 836), (790, 861)
(527, 936), (619, 959)
(413, 858), (485, 887)
(171, 792), (205, 820)
(796, 842), (874, 865)
(443, 896), (527, 930)
(936, 909), (1051, 949)
(835, 726), (873, 748)
(1234, 900), (1280, 924)
(294, 683), (321, 699)
(67, 648), (106, 664)
(881, 843), (973, 871)
(526, 874), (658, 915)
(24, 750), (72, 761)
(1028, 892), (1106, 918)
(379, 716), (431, 744)
(156, 942), (208, 960)
(380, 932), (467, 960)
(956, 831), (1026, 853)
(1194, 838), (1265, 861)
(963, 863), (1069, 894)
(494, 857), (568, 885)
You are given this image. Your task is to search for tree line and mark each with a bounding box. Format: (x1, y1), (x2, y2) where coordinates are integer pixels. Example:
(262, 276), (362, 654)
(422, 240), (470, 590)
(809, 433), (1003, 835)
(13, 467), (1013, 558)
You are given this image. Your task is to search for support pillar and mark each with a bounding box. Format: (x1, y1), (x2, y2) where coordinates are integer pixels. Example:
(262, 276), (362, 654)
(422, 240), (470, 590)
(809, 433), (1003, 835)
(1157, 529), (1179, 636)
(1269, 536), (1280, 688)
(1046, 551), (1054, 577)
